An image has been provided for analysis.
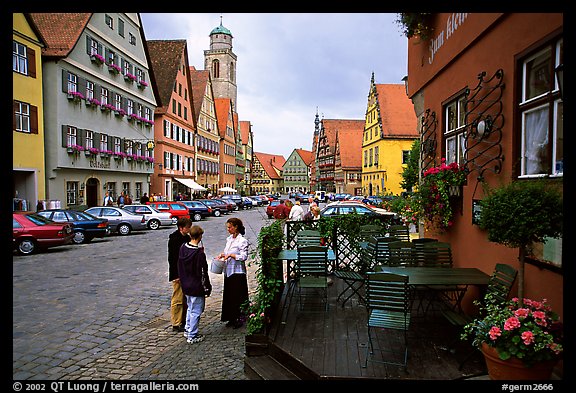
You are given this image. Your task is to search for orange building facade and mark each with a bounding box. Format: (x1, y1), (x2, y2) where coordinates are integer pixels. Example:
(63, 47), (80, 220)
(407, 13), (563, 318)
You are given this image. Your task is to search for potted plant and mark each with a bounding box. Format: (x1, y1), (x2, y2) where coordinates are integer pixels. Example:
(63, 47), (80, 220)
(462, 293), (563, 379)
(416, 158), (467, 232)
(478, 180), (563, 302)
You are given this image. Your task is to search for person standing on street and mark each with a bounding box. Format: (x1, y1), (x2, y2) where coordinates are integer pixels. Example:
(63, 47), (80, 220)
(288, 200), (305, 221)
(140, 193), (149, 204)
(168, 217), (192, 332)
(103, 192), (113, 206)
(178, 225), (211, 344)
(217, 217), (249, 329)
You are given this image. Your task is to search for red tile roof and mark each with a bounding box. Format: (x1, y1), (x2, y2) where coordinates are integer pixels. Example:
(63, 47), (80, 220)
(254, 152), (286, 180)
(189, 66), (210, 125)
(336, 128), (364, 169)
(321, 119), (365, 152)
(214, 98), (233, 140)
(239, 121), (251, 146)
(147, 40), (189, 111)
(295, 149), (314, 166)
(28, 13), (92, 57)
(375, 84), (418, 138)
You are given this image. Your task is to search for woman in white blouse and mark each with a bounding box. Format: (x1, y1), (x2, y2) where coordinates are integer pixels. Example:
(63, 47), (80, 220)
(217, 217), (249, 328)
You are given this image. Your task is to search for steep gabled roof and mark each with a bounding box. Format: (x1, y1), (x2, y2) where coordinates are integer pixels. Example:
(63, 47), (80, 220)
(295, 149), (314, 166)
(321, 119), (365, 152)
(28, 13), (92, 57)
(375, 84), (418, 138)
(189, 66), (210, 124)
(336, 128), (363, 169)
(254, 152), (286, 180)
(147, 40), (187, 111)
(239, 121), (251, 146)
(214, 98), (233, 139)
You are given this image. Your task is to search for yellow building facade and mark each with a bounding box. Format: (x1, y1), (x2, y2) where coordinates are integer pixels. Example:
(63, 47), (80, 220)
(362, 75), (418, 196)
(13, 13), (46, 210)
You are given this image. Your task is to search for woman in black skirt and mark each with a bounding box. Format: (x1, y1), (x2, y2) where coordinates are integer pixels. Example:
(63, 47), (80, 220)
(216, 217), (249, 328)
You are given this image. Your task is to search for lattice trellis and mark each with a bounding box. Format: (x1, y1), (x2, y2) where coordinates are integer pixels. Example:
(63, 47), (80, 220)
(420, 108), (438, 178)
(463, 69), (505, 180)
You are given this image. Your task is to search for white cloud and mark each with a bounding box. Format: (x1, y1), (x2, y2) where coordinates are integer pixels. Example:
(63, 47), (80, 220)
(141, 13), (408, 158)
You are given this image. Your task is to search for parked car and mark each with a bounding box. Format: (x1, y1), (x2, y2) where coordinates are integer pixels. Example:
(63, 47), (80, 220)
(266, 200), (281, 218)
(197, 199), (228, 217)
(13, 212), (74, 255)
(84, 206), (148, 235)
(334, 193), (352, 201)
(293, 193), (311, 204)
(220, 194), (248, 210)
(147, 201), (191, 224)
(241, 196), (256, 208)
(122, 204), (174, 230)
(213, 198), (236, 213)
(36, 209), (110, 244)
(179, 200), (213, 221)
(247, 196), (264, 206)
(320, 201), (398, 218)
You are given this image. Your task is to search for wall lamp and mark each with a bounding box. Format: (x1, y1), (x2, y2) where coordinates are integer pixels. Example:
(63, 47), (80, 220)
(476, 116), (492, 139)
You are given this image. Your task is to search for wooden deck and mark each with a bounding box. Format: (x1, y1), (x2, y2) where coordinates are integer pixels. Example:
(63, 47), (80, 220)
(247, 275), (488, 380)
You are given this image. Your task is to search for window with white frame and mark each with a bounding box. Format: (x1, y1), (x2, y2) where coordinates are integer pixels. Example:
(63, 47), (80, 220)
(66, 181), (78, 205)
(100, 87), (108, 105)
(85, 130), (94, 149)
(519, 38), (563, 177)
(100, 134), (108, 151)
(115, 94), (121, 110)
(444, 95), (466, 165)
(127, 99), (134, 115)
(114, 137), (121, 154)
(14, 101), (31, 133)
(67, 126), (77, 147)
(90, 39), (99, 56)
(105, 14), (113, 29)
(86, 81), (94, 100)
(13, 41), (28, 75)
(145, 107), (152, 121)
(137, 104), (143, 118)
(126, 140), (133, 155)
(67, 73), (77, 93)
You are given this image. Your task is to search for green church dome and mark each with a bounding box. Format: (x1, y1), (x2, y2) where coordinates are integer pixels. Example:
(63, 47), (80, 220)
(210, 21), (232, 36)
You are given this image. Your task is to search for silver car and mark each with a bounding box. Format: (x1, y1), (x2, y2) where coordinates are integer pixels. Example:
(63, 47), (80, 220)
(84, 206), (148, 235)
(122, 204), (175, 230)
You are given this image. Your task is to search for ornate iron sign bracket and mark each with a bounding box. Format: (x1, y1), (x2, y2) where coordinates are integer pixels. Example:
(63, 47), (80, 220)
(420, 108), (438, 178)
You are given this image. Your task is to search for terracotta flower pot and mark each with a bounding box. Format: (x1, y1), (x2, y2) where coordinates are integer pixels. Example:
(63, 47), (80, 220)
(481, 342), (557, 380)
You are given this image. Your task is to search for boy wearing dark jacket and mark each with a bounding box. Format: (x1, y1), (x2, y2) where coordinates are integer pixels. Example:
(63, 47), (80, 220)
(178, 225), (211, 344)
(168, 218), (192, 332)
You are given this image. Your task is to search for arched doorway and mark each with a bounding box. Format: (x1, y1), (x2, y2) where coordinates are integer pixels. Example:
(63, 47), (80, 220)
(86, 178), (100, 207)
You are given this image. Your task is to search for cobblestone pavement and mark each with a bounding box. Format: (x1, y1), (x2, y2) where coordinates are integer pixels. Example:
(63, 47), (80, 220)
(13, 206), (275, 380)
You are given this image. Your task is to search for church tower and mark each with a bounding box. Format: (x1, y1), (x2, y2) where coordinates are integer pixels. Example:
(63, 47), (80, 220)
(204, 17), (238, 113)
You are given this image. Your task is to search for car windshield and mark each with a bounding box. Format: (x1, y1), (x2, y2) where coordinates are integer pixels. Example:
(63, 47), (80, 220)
(24, 213), (54, 226)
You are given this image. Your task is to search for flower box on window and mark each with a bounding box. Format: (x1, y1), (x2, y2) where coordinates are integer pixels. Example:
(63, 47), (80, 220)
(114, 108), (126, 117)
(127, 114), (138, 122)
(90, 53), (105, 65)
(107, 63), (121, 74)
(113, 152), (127, 160)
(85, 97), (100, 107)
(137, 80), (148, 89)
(66, 144), (84, 154)
(100, 103), (115, 112)
(124, 73), (137, 83)
(67, 91), (84, 102)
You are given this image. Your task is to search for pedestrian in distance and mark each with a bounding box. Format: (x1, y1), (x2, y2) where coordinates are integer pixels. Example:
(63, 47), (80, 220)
(103, 191), (114, 206)
(289, 200), (305, 221)
(140, 193), (149, 204)
(178, 225), (211, 344)
(217, 217), (249, 329)
(167, 217), (192, 333)
(273, 199), (291, 220)
(303, 205), (321, 222)
(117, 192), (126, 207)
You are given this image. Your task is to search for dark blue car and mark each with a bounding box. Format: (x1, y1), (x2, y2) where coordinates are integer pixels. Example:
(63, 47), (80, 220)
(179, 200), (212, 221)
(37, 209), (110, 244)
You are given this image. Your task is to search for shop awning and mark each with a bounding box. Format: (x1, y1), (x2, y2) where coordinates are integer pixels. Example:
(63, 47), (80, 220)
(174, 177), (207, 191)
(218, 186), (237, 193)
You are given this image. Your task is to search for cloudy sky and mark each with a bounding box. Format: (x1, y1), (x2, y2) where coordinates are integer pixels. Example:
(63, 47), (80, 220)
(140, 13), (409, 158)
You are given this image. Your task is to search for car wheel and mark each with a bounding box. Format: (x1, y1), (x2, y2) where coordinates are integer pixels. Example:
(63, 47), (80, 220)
(193, 213), (202, 221)
(148, 219), (160, 230)
(17, 239), (36, 255)
(214, 210), (221, 217)
(72, 231), (86, 244)
(118, 223), (131, 235)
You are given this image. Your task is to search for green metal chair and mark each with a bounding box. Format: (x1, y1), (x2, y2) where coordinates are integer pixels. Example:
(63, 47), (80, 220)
(387, 241), (416, 267)
(363, 272), (411, 368)
(387, 224), (410, 242)
(442, 263), (518, 369)
(295, 245), (329, 312)
(373, 236), (399, 267)
(335, 236), (377, 307)
(296, 229), (322, 247)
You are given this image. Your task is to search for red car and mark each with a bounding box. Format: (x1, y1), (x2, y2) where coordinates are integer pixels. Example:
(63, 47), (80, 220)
(148, 201), (190, 223)
(13, 212), (74, 255)
(266, 200), (281, 218)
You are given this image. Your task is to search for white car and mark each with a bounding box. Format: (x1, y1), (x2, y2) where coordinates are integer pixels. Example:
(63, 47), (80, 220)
(122, 204), (175, 230)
